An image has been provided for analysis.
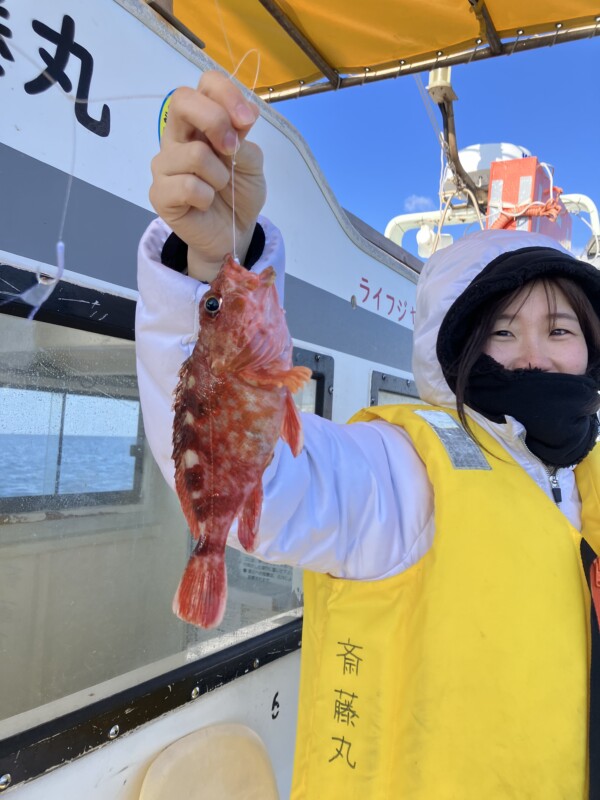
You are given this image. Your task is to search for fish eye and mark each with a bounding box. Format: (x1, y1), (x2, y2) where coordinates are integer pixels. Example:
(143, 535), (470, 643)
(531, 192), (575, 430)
(204, 295), (222, 316)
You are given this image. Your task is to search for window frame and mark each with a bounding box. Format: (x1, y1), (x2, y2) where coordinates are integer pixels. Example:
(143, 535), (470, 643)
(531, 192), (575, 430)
(292, 345), (335, 419)
(369, 370), (419, 405)
(0, 263), (144, 516)
(0, 618), (302, 788)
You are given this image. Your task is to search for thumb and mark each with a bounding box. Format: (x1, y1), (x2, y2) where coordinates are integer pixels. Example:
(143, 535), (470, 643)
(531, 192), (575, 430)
(230, 138), (264, 177)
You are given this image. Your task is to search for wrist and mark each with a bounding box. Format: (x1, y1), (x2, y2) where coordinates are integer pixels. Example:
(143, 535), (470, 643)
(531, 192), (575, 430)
(186, 249), (223, 283)
(160, 223), (263, 281)
(187, 225), (258, 281)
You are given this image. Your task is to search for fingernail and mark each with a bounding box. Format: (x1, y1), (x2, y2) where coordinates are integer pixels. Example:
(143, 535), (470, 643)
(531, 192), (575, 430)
(223, 130), (238, 154)
(235, 103), (256, 125)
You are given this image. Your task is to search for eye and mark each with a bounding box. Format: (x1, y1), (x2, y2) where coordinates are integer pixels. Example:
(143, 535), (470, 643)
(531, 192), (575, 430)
(204, 295), (222, 316)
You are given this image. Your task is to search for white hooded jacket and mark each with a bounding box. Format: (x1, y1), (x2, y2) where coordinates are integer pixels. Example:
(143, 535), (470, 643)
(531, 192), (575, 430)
(135, 218), (583, 580)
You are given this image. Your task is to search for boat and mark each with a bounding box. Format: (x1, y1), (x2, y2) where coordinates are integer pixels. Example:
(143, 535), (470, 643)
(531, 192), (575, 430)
(0, 1), (598, 796)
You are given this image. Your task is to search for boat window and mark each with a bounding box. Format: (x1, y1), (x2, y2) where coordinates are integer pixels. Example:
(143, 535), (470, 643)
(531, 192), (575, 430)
(0, 293), (332, 776)
(292, 346), (334, 419)
(370, 371), (419, 405)
(0, 386), (142, 514)
(293, 377), (317, 413)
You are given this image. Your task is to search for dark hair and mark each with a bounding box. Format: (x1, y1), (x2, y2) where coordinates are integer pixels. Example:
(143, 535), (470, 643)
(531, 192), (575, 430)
(449, 277), (600, 434)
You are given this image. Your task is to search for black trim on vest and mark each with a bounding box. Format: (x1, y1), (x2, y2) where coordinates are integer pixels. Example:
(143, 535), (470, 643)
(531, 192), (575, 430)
(580, 538), (600, 800)
(244, 222), (265, 269)
(160, 230), (189, 272)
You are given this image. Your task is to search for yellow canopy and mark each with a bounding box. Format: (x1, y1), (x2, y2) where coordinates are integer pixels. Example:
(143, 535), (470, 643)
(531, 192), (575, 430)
(169, 0), (600, 100)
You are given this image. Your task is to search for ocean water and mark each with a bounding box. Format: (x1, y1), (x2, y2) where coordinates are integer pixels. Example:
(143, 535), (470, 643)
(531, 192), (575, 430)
(0, 434), (138, 497)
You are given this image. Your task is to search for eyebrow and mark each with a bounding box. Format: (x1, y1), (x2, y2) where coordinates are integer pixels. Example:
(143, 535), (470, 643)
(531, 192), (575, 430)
(494, 311), (579, 323)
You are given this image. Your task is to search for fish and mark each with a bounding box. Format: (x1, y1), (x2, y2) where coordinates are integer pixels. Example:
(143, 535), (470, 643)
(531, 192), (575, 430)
(171, 254), (312, 628)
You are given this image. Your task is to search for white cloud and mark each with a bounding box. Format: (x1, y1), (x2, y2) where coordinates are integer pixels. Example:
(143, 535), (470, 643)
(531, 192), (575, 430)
(403, 194), (436, 213)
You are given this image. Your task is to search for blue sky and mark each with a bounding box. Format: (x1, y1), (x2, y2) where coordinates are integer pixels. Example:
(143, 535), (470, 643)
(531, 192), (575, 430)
(278, 37), (600, 257)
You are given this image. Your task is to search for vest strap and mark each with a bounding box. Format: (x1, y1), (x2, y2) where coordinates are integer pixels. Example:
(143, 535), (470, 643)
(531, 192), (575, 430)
(580, 540), (600, 800)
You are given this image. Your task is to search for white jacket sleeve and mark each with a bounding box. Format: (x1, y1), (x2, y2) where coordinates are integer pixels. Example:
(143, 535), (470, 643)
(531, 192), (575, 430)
(135, 217), (434, 581)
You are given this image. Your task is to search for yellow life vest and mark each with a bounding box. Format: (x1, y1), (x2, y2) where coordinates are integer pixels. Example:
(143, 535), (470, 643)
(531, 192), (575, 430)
(291, 404), (600, 800)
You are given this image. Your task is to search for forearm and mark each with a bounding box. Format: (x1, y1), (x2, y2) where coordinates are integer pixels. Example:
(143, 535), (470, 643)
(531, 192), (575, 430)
(247, 416), (434, 580)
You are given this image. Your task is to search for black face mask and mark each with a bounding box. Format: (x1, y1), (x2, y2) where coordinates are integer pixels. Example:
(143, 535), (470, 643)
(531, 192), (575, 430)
(465, 354), (600, 468)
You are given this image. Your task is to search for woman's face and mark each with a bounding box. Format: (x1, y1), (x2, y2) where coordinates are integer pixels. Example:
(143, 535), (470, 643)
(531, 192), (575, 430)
(483, 281), (588, 375)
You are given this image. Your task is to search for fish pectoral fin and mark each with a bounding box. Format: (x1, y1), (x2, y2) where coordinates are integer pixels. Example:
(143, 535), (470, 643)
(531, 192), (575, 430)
(241, 365), (312, 391)
(281, 388), (304, 457)
(238, 483), (263, 553)
(282, 365), (313, 393)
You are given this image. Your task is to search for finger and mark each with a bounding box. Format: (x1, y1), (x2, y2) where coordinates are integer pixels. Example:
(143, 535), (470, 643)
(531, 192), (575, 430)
(198, 70), (259, 136)
(152, 140), (230, 192)
(149, 173), (216, 220)
(162, 86), (240, 156)
(162, 75), (259, 156)
(230, 139), (264, 177)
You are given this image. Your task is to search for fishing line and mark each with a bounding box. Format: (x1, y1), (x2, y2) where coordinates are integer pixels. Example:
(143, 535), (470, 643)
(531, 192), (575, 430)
(412, 73), (454, 251)
(412, 73), (445, 149)
(194, 1), (263, 553)
(227, 48), (261, 262)
(413, 82), (562, 242)
(213, 0), (236, 71)
(0, 19), (266, 461)
(1, 38), (164, 319)
(213, 0), (262, 262)
(0, 47), (160, 406)
(4, 6), (261, 314)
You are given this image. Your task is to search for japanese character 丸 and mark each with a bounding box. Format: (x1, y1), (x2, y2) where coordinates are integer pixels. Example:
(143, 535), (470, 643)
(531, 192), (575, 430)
(329, 736), (357, 769)
(25, 15), (110, 137)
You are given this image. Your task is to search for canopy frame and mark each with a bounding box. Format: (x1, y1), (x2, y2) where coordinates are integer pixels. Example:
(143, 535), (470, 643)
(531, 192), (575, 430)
(257, 0), (340, 89)
(148, 1), (600, 103)
(261, 23), (600, 102)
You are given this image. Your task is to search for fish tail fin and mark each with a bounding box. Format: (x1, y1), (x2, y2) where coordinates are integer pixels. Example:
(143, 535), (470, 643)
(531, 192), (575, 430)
(281, 389), (304, 456)
(172, 553), (227, 629)
(238, 483), (263, 552)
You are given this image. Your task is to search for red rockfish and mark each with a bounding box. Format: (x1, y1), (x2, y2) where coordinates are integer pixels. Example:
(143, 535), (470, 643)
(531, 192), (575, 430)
(172, 255), (311, 628)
